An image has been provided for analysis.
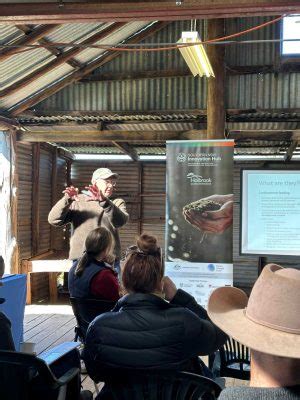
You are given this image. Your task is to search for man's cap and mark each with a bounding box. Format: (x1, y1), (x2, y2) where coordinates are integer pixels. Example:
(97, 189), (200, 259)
(208, 264), (300, 358)
(91, 168), (119, 183)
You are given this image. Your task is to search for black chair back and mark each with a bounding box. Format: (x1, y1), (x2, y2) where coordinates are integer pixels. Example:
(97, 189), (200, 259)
(219, 336), (250, 380)
(69, 297), (116, 342)
(105, 371), (221, 400)
(0, 350), (78, 400)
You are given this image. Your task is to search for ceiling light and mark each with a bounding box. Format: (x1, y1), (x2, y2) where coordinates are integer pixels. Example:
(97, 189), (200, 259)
(139, 155), (166, 161)
(178, 31), (214, 78)
(74, 154), (131, 161)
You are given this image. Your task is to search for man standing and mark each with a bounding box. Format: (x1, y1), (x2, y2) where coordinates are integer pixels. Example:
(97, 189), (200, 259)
(48, 168), (128, 272)
(208, 263), (300, 399)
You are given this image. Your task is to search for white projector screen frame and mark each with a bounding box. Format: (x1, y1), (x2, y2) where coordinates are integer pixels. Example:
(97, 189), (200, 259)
(240, 168), (300, 256)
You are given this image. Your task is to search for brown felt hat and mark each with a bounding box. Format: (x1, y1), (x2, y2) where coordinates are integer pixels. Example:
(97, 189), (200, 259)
(208, 264), (300, 358)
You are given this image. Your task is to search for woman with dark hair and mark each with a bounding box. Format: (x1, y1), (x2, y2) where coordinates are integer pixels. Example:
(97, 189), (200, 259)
(68, 227), (119, 301)
(83, 233), (227, 388)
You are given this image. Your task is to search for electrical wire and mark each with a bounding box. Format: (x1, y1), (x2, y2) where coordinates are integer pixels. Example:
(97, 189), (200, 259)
(0, 14), (288, 54)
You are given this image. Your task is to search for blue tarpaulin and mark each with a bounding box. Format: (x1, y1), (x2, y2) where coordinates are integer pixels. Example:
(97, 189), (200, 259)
(0, 274), (27, 350)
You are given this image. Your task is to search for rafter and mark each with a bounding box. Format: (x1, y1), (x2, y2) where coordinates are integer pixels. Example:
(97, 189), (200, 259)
(0, 1), (299, 24)
(112, 141), (139, 161)
(1, 22), (126, 98)
(16, 129), (207, 142)
(9, 21), (169, 116)
(0, 24), (59, 62)
(16, 25), (82, 69)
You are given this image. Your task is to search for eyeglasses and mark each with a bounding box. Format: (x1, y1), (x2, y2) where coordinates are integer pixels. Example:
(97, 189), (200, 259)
(97, 178), (117, 187)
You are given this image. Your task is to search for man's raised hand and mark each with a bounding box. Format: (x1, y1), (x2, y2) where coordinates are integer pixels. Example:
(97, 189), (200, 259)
(85, 184), (106, 201)
(63, 186), (79, 201)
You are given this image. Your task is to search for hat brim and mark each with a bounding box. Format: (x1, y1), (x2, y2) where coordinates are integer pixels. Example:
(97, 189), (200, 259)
(208, 286), (300, 358)
(100, 172), (119, 180)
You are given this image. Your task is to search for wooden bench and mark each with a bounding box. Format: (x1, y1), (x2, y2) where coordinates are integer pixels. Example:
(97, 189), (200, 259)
(21, 250), (72, 305)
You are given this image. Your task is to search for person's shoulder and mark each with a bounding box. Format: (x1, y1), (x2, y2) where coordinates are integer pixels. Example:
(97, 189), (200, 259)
(111, 197), (125, 205)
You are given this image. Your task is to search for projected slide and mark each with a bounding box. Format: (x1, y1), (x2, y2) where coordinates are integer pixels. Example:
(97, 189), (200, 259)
(241, 170), (300, 256)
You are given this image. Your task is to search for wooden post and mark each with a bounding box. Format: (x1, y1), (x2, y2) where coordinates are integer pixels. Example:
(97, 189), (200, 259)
(50, 147), (57, 250)
(138, 163), (143, 235)
(32, 143), (40, 256)
(207, 19), (226, 139)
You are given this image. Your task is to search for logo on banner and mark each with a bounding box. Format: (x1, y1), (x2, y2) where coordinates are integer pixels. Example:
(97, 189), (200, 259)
(186, 172), (212, 185)
(177, 153), (187, 163)
(207, 263), (216, 272)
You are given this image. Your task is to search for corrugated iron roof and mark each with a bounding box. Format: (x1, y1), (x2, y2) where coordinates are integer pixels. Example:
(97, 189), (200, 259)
(0, 21), (150, 110)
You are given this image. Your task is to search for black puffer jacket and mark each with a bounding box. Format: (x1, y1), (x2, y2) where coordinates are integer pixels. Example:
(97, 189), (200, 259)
(83, 289), (226, 380)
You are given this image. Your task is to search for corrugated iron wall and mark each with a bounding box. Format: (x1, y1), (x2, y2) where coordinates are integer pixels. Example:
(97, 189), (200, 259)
(17, 143), (33, 260)
(52, 155), (69, 251)
(37, 77), (208, 111)
(225, 16), (277, 66)
(142, 164), (166, 249)
(38, 147), (53, 254)
(16, 144), (70, 302)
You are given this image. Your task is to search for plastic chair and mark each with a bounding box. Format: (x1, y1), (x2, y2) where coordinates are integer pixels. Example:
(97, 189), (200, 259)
(69, 297), (116, 343)
(0, 350), (80, 400)
(104, 371), (222, 400)
(210, 336), (250, 380)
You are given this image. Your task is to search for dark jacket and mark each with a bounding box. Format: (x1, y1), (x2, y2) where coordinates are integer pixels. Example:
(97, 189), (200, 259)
(0, 311), (15, 351)
(68, 259), (110, 298)
(219, 386), (300, 400)
(83, 289), (227, 381)
(48, 194), (128, 260)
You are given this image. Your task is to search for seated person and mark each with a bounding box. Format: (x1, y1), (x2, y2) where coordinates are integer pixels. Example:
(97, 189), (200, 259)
(0, 255), (91, 400)
(83, 233), (227, 390)
(208, 264), (300, 400)
(68, 227), (119, 301)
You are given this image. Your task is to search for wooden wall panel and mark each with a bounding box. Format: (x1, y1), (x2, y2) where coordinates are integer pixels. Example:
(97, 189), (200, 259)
(38, 147), (53, 254)
(16, 143), (33, 260)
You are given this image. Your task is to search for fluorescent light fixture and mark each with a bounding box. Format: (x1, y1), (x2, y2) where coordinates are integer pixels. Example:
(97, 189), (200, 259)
(139, 155), (166, 161)
(74, 154), (131, 160)
(178, 31), (214, 78)
(234, 155), (284, 161)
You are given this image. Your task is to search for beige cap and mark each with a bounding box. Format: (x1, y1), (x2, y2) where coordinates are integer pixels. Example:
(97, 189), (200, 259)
(91, 168), (119, 183)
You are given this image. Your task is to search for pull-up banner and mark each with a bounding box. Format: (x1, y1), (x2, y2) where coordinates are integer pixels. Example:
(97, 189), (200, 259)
(165, 140), (234, 307)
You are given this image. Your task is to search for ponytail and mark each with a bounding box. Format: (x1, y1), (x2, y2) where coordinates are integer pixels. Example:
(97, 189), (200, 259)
(75, 251), (89, 277)
(74, 227), (114, 278)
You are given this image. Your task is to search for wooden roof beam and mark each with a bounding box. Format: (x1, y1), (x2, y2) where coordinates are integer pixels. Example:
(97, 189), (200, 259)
(0, 1), (299, 24)
(112, 141), (139, 161)
(0, 24), (59, 62)
(16, 25), (82, 69)
(9, 21), (170, 116)
(1, 22), (126, 98)
(16, 129), (207, 143)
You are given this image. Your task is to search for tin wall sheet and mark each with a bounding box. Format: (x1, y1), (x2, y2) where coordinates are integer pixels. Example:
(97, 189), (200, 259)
(37, 75), (207, 111)
(17, 143), (33, 260)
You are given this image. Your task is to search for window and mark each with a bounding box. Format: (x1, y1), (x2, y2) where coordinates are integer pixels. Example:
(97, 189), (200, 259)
(281, 15), (300, 56)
